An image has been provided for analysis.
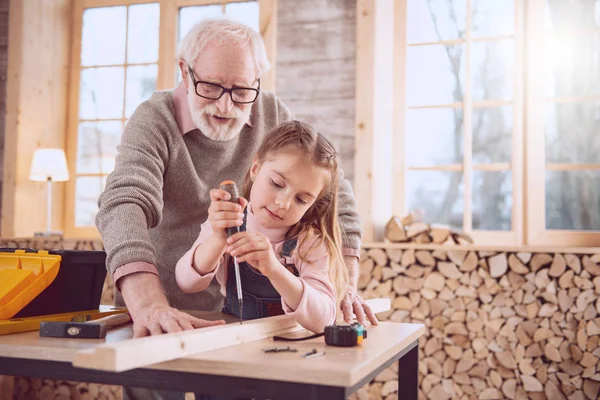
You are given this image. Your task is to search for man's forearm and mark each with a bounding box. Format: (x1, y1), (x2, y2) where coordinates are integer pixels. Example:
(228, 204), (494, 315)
(344, 255), (359, 289)
(119, 272), (169, 316)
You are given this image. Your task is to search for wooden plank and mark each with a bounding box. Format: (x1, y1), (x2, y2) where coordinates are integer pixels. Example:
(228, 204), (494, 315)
(354, 0), (376, 242)
(277, 0), (356, 25)
(545, 163), (600, 170)
(1, 0), (71, 237)
(277, 19), (355, 64)
(81, 0), (156, 7)
(157, 0), (177, 90)
(284, 98), (355, 137)
(407, 164), (512, 172)
(167, 322), (424, 387)
(258, 0), (277, 93)
(513, 0), (525, 246)
(64, 1), (84, 239)
(276, 57), (355, 101)
(392, 0), (406, 218)
(525, 0), (547, 246)
(0, 0), (23, 237)
(463, 0), (473, 233)
(360, 241), (600, 255)
(72, 298), (391, 372)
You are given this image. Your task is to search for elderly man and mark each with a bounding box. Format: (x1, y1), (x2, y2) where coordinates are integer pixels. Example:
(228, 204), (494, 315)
(96, 18), (376, 398)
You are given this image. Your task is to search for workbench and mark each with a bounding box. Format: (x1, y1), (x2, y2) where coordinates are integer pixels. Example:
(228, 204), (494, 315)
(0, 311), (425, 400)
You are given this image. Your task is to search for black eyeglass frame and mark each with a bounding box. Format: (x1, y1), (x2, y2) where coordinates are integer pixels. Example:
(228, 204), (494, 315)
(187, 65), (260, 104)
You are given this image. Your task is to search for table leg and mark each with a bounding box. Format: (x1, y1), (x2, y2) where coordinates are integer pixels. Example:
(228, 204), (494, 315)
(398, 342), (418, 399)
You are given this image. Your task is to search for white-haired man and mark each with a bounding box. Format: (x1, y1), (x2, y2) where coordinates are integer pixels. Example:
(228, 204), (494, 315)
(96, 18), (377, 400)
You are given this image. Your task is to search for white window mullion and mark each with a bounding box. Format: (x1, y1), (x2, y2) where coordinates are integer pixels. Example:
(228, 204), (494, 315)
(512, 0), (525, 245)
(392, 0), (407, 219)
(525, 0), (547, 245)
(463, 0), (473, 232)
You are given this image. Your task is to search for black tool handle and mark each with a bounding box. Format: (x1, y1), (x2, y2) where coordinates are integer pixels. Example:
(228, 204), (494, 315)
(219, 180), (241, 237)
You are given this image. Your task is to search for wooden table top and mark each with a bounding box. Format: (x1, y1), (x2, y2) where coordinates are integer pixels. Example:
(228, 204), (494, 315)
(0, 311), (425, 387)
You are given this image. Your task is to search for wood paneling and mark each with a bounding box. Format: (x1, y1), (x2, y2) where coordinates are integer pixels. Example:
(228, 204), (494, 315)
(2, 0), (71, 237)
(276, 0), (356, 183)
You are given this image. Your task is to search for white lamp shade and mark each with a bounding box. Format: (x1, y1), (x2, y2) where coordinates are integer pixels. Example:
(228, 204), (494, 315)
(29, 148), (70, 182)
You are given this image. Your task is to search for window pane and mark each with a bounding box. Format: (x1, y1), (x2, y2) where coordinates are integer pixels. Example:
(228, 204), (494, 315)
(81, 7), (126, 66)
(546, 170), (600, 230)
(406, 108), (463, 166)
(407, 0), (466, 44)
(75, 176), (106, 227)
(125, 65), (157, 118)
(127, 3), (159, 64)
(472, 0), (514, 38)
(179, 5), (224, 41)
(544, 32), (600, 98)
(226, 1), (259, 33)
(77, 121), (122, 174)
(472, 171), (512, 230)
(473, 106), (512, 164)
(472, 39), (514, 102)
(406, 171), (464, 229)
(79, 67), (125, 119)
(407, 44), (466, 106)
(546, 102), (600, 163)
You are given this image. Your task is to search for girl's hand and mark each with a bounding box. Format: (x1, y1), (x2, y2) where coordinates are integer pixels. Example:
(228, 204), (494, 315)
(226, 232), (281, 277)
(207, 188), (248, 241)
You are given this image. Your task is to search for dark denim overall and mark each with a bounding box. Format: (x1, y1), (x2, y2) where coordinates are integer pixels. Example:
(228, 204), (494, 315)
(195, 214), (300, 400)
(222, 211), (299, 320)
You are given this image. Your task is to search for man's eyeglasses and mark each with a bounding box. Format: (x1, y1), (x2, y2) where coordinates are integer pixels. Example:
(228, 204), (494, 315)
(187, 65), (260, 104)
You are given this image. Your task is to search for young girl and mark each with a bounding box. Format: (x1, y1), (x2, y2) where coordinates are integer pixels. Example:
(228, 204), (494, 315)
(175, 121), (348, 333)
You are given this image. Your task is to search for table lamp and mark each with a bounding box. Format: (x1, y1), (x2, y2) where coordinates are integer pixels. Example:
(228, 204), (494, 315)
(29, 148), (69, 236)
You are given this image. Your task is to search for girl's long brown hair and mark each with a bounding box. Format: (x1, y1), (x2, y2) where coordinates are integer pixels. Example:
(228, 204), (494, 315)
(243, 121), (348, 317)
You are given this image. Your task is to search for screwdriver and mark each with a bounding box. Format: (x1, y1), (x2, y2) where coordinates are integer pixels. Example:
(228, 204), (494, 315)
(219, 180), (244, 324)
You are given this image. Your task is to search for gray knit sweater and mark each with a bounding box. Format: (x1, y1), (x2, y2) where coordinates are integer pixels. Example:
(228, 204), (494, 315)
(96, 89), (362, 312)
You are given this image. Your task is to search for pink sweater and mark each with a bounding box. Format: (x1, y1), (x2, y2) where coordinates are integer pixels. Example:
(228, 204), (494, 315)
(175, 205), (337, 333)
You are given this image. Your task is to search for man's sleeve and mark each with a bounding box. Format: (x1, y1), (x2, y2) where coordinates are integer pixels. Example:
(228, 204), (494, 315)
(95, 99), (172, 277)
(336, 168), (363, 256)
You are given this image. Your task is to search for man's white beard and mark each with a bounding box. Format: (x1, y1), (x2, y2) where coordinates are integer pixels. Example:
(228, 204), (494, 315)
(188, 90), (250, 141)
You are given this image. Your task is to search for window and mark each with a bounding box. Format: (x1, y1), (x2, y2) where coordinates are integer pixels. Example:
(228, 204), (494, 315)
(403, 0), (520, 244)
(528, 0), (600, 245)
(356, 0), (600, 246)
(66, 0), (262, 237)
(74, 3), (160, 228)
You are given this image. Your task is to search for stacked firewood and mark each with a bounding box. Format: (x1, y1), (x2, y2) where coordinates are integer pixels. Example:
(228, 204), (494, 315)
(384, 210), (474, 245)
(349, 246), (600, 400)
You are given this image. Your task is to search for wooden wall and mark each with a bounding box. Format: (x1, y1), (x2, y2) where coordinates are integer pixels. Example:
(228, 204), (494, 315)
(276, 0), (356, 183)
(0, 0), (9, 225)
(1, 0), (71, 237)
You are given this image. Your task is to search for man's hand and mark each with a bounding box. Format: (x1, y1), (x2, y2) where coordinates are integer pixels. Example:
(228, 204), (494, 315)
(341, 255), (379, 326)
(341, 287), (379, 326)
(120, 272), (225, 338)
(131, 302), (225, 338)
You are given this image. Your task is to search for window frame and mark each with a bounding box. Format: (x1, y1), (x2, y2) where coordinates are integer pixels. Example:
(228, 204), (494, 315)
(356, 0), (600, 247)
(65, 0), (276, 238)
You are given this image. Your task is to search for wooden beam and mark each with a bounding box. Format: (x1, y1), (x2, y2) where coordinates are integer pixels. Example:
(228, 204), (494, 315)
(72, 298), (391, 372)
(258, 0), (277, 92)
(2, 0), (71, 237)
(354, 0), (376, 242)
(157, 0), (177, 90)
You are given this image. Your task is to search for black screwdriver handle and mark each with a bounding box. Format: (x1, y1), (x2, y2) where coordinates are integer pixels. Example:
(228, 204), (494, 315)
(219, 180), (241, 237)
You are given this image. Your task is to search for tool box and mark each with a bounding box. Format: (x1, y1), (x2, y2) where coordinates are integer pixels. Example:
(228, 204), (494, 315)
(0, 248), (107, 320)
